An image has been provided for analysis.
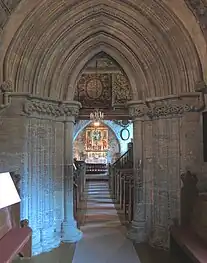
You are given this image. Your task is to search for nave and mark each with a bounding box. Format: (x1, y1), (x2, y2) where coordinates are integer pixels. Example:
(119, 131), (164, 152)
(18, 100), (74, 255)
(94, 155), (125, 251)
(72, 180), (181, 263)
(72, 181), (139, 263)
(14, 179), (180, 263)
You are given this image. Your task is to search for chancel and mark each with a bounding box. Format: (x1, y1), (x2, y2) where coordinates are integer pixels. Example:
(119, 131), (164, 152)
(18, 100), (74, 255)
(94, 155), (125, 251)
(1, 1), (207, 263)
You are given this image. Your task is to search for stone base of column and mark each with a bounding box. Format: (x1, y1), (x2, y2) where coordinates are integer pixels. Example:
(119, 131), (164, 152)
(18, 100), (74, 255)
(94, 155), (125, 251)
(62, 220), (83, 243)
(32, 244), (43, 256)
(149, 226), (169, 250)
(41, 227), (61, 253)
(127, 221), (147, 243)
(32, 229), (43, 256)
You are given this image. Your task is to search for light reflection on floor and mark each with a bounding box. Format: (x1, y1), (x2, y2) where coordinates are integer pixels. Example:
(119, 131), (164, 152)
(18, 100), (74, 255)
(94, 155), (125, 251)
(72, 181), (140, 263)
(13, 180), (181, 263)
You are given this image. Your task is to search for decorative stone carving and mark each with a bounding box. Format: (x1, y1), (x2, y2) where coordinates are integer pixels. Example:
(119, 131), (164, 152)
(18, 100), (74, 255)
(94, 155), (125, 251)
(23, 99), (81, 119)
(112, 73), (132, 105)
(128, 102), (148, 118)
(0, 80), (12, 109)
(0, 80), (13, 92)
(113, 120), (131, 127)
(128, 93), (205, 119)
(147, 103), (194, 119)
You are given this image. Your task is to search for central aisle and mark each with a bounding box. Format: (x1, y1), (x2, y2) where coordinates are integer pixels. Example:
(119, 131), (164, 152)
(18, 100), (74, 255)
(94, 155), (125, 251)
(72, 181), (140, 263)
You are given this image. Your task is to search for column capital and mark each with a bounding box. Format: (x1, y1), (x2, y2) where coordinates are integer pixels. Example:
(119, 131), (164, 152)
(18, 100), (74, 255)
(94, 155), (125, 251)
(127, 100), (147, 120)
(127, 92), (204, 120)
(23, 96), (82, 121)
(0, 80), (13, 111)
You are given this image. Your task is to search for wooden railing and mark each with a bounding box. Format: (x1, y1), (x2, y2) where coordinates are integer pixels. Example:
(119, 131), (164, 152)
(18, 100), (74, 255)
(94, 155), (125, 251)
(73, 160), (86, 227)
(112, 146), (133, 169)
(109, 144), (134, 223)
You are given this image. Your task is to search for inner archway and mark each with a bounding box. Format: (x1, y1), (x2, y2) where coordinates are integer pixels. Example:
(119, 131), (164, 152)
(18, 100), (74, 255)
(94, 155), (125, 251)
(74, 122), (120, 164)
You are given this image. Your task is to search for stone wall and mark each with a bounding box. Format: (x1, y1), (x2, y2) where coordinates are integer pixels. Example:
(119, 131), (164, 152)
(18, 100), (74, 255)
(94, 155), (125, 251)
(0, 96), (26, 173)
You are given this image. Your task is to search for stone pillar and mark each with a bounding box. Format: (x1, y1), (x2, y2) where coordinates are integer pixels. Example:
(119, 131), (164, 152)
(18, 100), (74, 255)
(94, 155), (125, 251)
(180, 111), (203, 173)
(62, 102), (83, 243)
(127, 93), (204, 247)
(127, 101), (147, 242)
(22, 97), (82, 254)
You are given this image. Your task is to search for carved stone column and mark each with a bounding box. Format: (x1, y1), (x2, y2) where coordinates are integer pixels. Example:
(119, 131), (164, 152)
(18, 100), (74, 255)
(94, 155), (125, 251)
(62, 102), (83, 243)
(127, 101), (148, 242)
(127, 93), (204, 247)
(22, 97), (82, 254)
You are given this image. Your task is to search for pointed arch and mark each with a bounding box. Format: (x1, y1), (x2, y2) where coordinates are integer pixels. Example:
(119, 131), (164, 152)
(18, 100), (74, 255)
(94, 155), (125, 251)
(1, 0), (204, 100)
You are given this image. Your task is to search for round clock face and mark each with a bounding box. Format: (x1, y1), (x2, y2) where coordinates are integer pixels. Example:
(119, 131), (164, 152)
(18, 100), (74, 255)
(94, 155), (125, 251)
(86, 78), (103, 99)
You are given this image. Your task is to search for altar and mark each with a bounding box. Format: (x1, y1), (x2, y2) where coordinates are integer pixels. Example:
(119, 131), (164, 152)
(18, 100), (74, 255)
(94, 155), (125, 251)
(85, 126), (108, 164)
(73, 122), (120, 164)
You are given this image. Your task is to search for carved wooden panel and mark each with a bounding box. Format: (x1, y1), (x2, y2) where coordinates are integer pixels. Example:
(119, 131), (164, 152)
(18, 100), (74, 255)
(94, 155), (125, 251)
(75, 74), (112, 108)
(75, 53), (132, 113)
(112, 73), (132, 105)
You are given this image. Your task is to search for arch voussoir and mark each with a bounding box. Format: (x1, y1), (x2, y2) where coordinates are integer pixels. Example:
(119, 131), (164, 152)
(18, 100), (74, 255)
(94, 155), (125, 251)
(0, 0), (204, 102)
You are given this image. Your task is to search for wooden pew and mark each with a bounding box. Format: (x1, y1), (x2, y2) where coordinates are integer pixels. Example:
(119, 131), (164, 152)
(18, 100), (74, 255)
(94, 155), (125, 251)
(114, 169), (134, 222)
(0, 207), (32, 263)
(170, 225), (207, 263)
(73, 161), (86, 227)
(170, 171), (207, 263)
(109, 146), (134, 223)
(110, 145), (132, 178)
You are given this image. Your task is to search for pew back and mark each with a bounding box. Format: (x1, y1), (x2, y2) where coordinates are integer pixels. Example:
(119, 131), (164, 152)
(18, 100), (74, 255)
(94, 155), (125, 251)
(0, 207), (12, 240)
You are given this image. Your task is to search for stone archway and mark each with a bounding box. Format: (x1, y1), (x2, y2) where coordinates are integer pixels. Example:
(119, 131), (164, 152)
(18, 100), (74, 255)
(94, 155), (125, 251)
(0, 0), (207, 255)
(73, 121), (121, 163)
(0, 0), (204, 100)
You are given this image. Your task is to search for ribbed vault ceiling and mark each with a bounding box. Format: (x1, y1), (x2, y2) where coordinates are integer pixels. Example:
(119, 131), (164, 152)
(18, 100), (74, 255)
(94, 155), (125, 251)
(1, 0), (205, 101)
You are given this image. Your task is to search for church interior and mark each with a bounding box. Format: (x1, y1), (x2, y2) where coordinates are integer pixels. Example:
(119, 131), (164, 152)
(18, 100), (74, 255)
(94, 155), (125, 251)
(1, 0), (207, 262)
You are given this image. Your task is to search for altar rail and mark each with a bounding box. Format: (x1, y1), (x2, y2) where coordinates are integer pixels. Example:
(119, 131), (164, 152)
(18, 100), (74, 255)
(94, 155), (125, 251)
(109, 145), (134, 223)
(86, 163), (108, 174)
